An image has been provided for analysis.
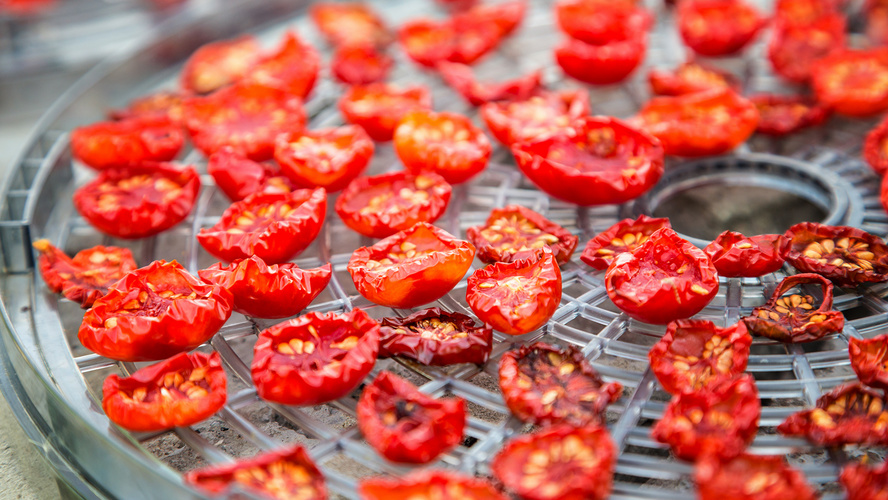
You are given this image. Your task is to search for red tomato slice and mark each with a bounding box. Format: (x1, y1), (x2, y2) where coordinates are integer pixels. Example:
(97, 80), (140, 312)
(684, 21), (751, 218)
(555, 0), (652, 45)
(743, 273), (844, 343)
(580, 215), (671, 271)
(331, 44), (393, 85)
(849, 334), (888, 392)
(466, 205), (579, 264)
(180, 35), (261, 94)
(812, 48), (888, 117)
(781, 222), (888, 286)
(71, 116), (184, 171)
(648, 61), (741, 96)
(695, 454), (818, 500)
(865, 115), (888, 176)
(378, 307), (492, 365)
(750, 94), (830, 137)
(437, 62), (543, 107)
(33, 239), (137, 308)
(310, 2), (392, 48)
(677, 0), (766, 57)
(778, 383), (888, 446)
(338, 83), (433, 142)
(207, 146), (297, 202)
(555, 33), (647, 86)
(768, 14), (846, 84)
(481, 89), (590, 146)
(274, 125), (374, 192)
(360, 469), (506, 500)
(841, 460), (888, 500)
(245, 32), (320, 100)
(703, 231), (787, 277)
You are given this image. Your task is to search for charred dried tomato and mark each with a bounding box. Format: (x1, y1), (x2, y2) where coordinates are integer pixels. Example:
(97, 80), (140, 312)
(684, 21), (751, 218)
(865, 116), (888, 176)
(78, 260), (233, 362)
(71, 116), (184, 170)
(481, 89), (590, 147)
(198, 255), (331, 319)
(348, 222), (475, 309)
(251, 309), (379, 406)
(467, 205), (578, 264)
(648, 61), (740, 97)
(378, 308), (492, 365)
(73, 162), (200, 239)
(274, 126), (373, 193)
(812, 49), (888, 117)
(338, 83), (433, 142)
(750, 95), (829, 137)
(555, 33), (647, 86)
(466, 252), (562, 336)
(310, 2), (392, 48)
(197, 188), (326, 265)
(580, 215), (671, 271)
(186, 445), (327, 499)
(102, 351), (226, 432)
(768, 14), (846, 84)
(743, 273), (843, 343)
(359, 469), (506, 500)
(677, 0), (766, 57)
(649, 319), (752, 395)
(695, 454), (817, 500)
(841, 460), (888, 500)
(33, 239), (137, 308)
(491, 424), (615, 500)
(555, 1), (652, 45)
(512, 117), (664, 206)
(778, 383), (888, 446)
(207, 146), (297, 202)
(781, 222), (888, 286)
(180, 35), (260, 94)
(244, 32), (319, 100)
(499, 342), (622, 427)
(109, 91), (185, 123)
(357, 371), (466, 464)
(850, 335), (888, 391)
(331, 45), (393, 86)
(703, 231), (786, 278)
(437, 62), (542, 107)
(398, 17), (501, 68)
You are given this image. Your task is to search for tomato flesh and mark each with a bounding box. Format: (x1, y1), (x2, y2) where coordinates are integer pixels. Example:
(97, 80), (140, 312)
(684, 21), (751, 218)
(778, 383), (888, 446)
(555, 33), (647, 86)
(849, 335), (888, 392)
(677, 0), (766, 56)
(581, 215), (671, 271)
(180, 35), (260, 94)
(360, 469), (506, 500)
(865, 116), (888, 176)
(841, 460), (888, 500)
(71, 116), (184, 171)
(750, 95), (829, 137)
(331, 44), (393, 85)
(781, 222), (888, 286)
(703, 231), (786, 277)
(695, 454), (818, 500)
(207, 146), (297, 202)
(310, 2), (392, 48)
(481, 89), (590, 146)
(33, 239), (137, 308)
(769, 14), (846, 84)
(338, 83), (433, 142)
(378, 307), (492, 366)
(245, 32), (319, 99)
(275, 125), (374, 192)
(742, 273), (844, 343)
(467, 205), (578, 265)
(812, 49), (888, 117)
(649, 61), (740, 96)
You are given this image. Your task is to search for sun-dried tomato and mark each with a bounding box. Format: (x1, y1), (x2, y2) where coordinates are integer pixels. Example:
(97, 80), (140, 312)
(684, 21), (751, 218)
(310, 2), (392, 48)
(869, 0), (888, 48)
(499, 342), (622, 427)
(70, 115), (184, 171)
(437, 62), (542, 107)
(33, 239), (137, 308)
(743, 273), (843, 343)
(703, 231), (786, 278)
(109, 91), (185, 123)
(555, 32), (647, 86)
(466, 205), (578, 265)
(695, 453), (818, 500)
(841, 460), (888, 500)
(781, 222), (888, 286)
(331, 44), (393, 86)
(768, 14), (846, 85)
(274, 125), (374, 192)
(378, 308), (492, 365)
(453, 0), (527, 38)
(481, 89), (590, 147)
(649, 61), (740, 97)
(774, 0), (841, 24)
(865, 116), (888, 177)
(398, 16), (501, 68)
(359, 469), (506, 500)
(750, 95), (830, 137)
(338, 83), (433, 142)
(244, 32), (319, 100)
(778, 383), (888, 446)
(812, 48), (888, 118)
(207, 147), (297, 202)
(555, 0), (652, 45)
(580, 215), (671, 271)
(677, 0), (766, 57)
(180, 35), (260, 95)
(850, 335), (888, 391)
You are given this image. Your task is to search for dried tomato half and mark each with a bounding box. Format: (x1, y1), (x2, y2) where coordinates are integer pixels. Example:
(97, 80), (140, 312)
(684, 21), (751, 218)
(555, 33), (647, 86)
(197, 188), (326, 265)
(499, 342), (622, 427)
(695, 454), (818, 500)
(335, 171), (451, 239)
(781, 222), (888, 286)
(850, 335), (888, 391)
(768, 14), (846, 84)
(648, 61), (740, 97)
(275, 125), (374, 192)
(102, 351), (226, 432)
(491, 424), (615, 500)
(186, 445), (327, 499)
(72, 162), (200, 239)
(109, 91), (184, 123)
(78, 260), (233, 362)
(841, 460), (888, 500)
(398, 17), (501, 68)
(778, 383), (888, 446)
(812, 48), (888, 117)
(775, 0), (841, 24)
(481, 89), (590, 147)
(743, 273), (843, 343)
(357, 371), (466, 464)
(605, 228), (719, 325)
(70, 116), (184, 171)
(453, 0), (527, 38)
(511, 116), (664, 206)
(310, 1), (392, 48)
(703, 231), (786, 278)
(207, 146), (297, 202)
(437, 62), (542, 107)
(251, 309), (379, 405)
(245, 32), (320, 100)
(555, 1), (652, 45)
(466, 252), (562, 336)
(649, 319), (752, 395)
(198, 255), (331, 319)
(331, 44), (393, 86)
(359, 469), (506, 500)
(466, 205), (579, 265)
(750, 95), (830, 137)
(338, 83), (433, 142)
(865, 116), (888, 176)
(677, 0), (766, 57)
(580, 215), (671, 271)
(378, 308), (492, 365)
(33, 239), (137, 308)
(180, 35), (260, 94)
(347, 222), (475, 309)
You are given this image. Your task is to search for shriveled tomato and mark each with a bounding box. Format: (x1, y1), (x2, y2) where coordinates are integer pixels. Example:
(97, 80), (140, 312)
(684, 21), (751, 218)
(310, 2), (392, 48)
(778, 383), (888, 446)
(71, 116), (183, 170)
(695, 454), (817, 500)
(703, 231), (786, 277)
(648, 61), (740, 96)
(183, 81), (307, 161)
(512, 117), (664, 206)
(338, 83), (433, 142)
(0, 0), (57, 16)
(768, 14), (846, 84)
(109, 91), (185, 123)
(33, 239), (137, 308)
(207, 146), (297, 202)
(357, 371), (465, 464)
(555, 33), (647, 86)
(73, 162), (200, 239)
(180, 35), (260, 94)
(78, 260), (233, 362)
(812, 49), (888, 117)
(102, 351), (226, 432)
(394, 110), (491, 184)
(336, 171), (451, 239)
(865, 116), (888, 176)
(251, 309), (379, 405)
(274, 126), (373, 192)
(580, 215), (671, 271)
(466, 252), (562, 336)
(197, 189), (326, 265)
(437, 62), (542, 107)
(481, 89), (590, 146)
(454, 0), (527, 38)
(348, 222), (474, 309)
(331, 45), (393, 85)
(633, 88), (759, 157)
(244, 32), (319, 100)
(750, 95), (829, 137)
(606, 228), (719, 325)
(869, 0), (888, 47)
(186, 445), (326, 499)
(491, 424), (615, 500)
(398, 17), (501, 67)
(649, 319), (751, 395)
(499, 342), (622, 427)
(743, 273), (844, 343)
(467, 205), (578, 264)
(378, 308), (492, 365)
(850, 335), (888, 391)
(555, 1), (652, 45)
(781, 222), (888, 286)
(775, 0), (841, 24)
(841, 460), (888, 500)
(198, 255), (331, 319)
(677, 0), (766, 57)
(359, 469), (506, 500)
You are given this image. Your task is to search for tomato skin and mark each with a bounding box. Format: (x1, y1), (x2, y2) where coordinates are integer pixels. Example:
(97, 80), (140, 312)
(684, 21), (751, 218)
(310, 2), (392, 49)
(359, 469), (506, 500)
(378, 308), (492, 365)
(33, 239), (137, 308)
(849, 335), (888, 392)
(581, 215), (671, 271)
(348, 222), (475, 309)
(743, 273), (843, 343)
(338, 83), (433, 142)
(357, 371), (466, 464)
(197, 188), (326, 265)
(481, 89), (590, 147)
(198, 256), (331, 319)
(466, 252), (562, 336)
(245, 32), (320, 100)
(512, 117), (664, 206)
(812, 49), (888, 118)
(252, 309), (379, 406)
(750, 95), (830, 137)
(768, 14), (846, 84)
(180, 35), (260, 94)
(78, 260), (233, 362)
(695, 454), (818, 500)
(335, 171), (452, 239)
(677, 0), (766, 57)
(207, 146), (297, 202)
(865, 116), (888, 176)
(71, 116), (184, 170)
(275, 125), (374, 192)
(778, 383), (888, 446)
(703, 231), (786, 277)
(73, 162), (200, 239)
(331, 45), (393, 85)
(437, 62), (542, 107)
(102, 352), (227, 432)
(840, 460), (888, 500)
(781, 222), (888, 286)
(555, 1), (652, 45)
(467, 205), (579, 264)
(555, 34), (647, 86)
(648, 61), (740, 97)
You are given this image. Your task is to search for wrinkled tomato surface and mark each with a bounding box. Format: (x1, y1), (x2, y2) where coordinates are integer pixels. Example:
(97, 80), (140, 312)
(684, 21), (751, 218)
(768, 14), (846, 84)
(774, 0), (841, 24)
(750, 95), (829, 137)
(555, 0), (651, 45)
(481, 89), (589, 146)
(649, 61), (740, 97)
(865, 116), (888, 176)
(555, 33), (647, 86)
(275, 125), (374, 192)
(781, 222), (888, 286)
(207, 146), (297, 202)
(812, 48), (888, 117)
(703, 231), (786, 277)
(244, 32), (320, 100)
(33, 239), (137, 308)
(109, 91), (185, 123)
(743, 273), (843, 343)
(331, 44), (393, 85)
(677, 0), (766, 56)
(454, 0), (527, 37)
(310, 2), (392, 48)
(359, 469), (506, 500)
(778, 383), (888, 446)
(467, 205), (578, 265)
(338, 83), (433, 142)
(398, 16), (501, 68)
(378, 308), (492, 366)
(437, 62), (542, 107)
(71, 116), (184, 170)
(841, 460), (888, 500)
(581, 215), (671, 271)
(695, 453), (817, 500)
(849, 335), (888, 391)
(180, 35), (260, 94)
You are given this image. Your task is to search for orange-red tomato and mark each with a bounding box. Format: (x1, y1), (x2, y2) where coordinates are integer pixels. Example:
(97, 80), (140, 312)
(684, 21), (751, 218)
(437, 62), (542, 107)
(812, 48), (888, 117)
(33, 240), (137, 308)
(555, 33), (647, 86)
(481, 89), (590, 146)
(394, 110), (492, 184)
(331, 44), (393, 85)
(467, 205), (579, 264)
(70, 116), (184, 170)
(180, 35), (260, 94)
(338, 83), (433, 142)
(677, 0), (766, 57)
(244, 32), (319, 100)
(648, 61), (740, 96)
(310, 2), (392, 48)
(275, 125), (374, 192)
(768, 14), (846, 84)
(360, 470), (506, 500)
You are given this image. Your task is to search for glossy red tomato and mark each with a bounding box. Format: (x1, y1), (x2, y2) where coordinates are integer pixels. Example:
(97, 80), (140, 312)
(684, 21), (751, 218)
(512, 117), (664, 206)
(394, 110), (492, 184)
(73, 162), (200, 239)
(768, 14), (846, 84)
(33, 239), (137, 308)
(335, 171), (452, 239)
(581, 215), (671, 271)
(251, 309), (379, 405)
(331, 44), (393, 85)
(750, 95), (829, 137)
(359, 469), (506, 500)
(78, 260), (233, 362)
(865, 116), (888, 176)
(102, 351), (226, 432)
(481, 89), (590, 146)
(555, 33), (647, 86)
(310, 2), (392, 48)
(467, 205), (579, 264)
(849, 335), (888, 391)
(348, 222), (475, 309)
(649, 61), (740, 96)
(180, 35), (260, 94)
(703, 231), (786, 277)
(677, 0), (766, 57)
(109, 91), (185, 123)
(197, 189), (326, 265)
(398, 17), (501, 67)
(275, 125), (374, 192)
(244, 32), (319, 100)
(338, 83), (433, 142)
(207, 146), (297, 202)
(555, 0), (652, 45)
(437, 62), (542, 107)
(778, 383), (888, 446)
(378, 308), (492, 365)
(841, 460), (888, 500)
(198, 255), (331, 319)
(781, 222), (888, 286)
(743, 273), (844, 343)
(695, 454), (818, 500)
(71, 116), (184, 170)
(466, 252), (562, 335)
(812, 49), (888, 117)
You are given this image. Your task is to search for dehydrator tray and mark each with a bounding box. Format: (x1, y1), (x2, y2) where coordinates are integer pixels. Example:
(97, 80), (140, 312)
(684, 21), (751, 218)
(2, 0), (888, 498)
